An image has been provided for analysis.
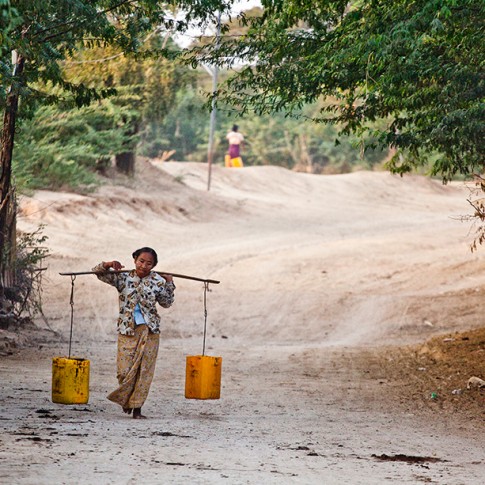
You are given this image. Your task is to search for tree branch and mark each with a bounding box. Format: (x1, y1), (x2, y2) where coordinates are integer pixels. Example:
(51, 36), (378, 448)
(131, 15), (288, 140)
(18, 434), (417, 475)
(29, 0), (137, 42)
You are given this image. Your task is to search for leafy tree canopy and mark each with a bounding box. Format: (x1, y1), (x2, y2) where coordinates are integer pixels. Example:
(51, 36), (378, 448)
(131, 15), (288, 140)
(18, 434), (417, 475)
(0, 0), (233, 111)
(0, 0), (234, 280)
(194, 0), (484, 182)
(13, 34), (199, 189)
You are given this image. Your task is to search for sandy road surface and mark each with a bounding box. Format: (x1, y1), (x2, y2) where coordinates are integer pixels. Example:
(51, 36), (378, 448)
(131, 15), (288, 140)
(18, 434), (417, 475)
(1, 161), (485, 484)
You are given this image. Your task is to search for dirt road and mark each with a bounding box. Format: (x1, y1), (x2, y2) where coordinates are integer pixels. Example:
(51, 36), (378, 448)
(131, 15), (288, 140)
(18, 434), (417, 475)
(1, 161), (484, 484)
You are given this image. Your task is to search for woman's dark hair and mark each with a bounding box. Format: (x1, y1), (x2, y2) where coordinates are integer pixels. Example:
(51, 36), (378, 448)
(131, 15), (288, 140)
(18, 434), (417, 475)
(132, 247), (158, 266)
(232, 124), (239, 132)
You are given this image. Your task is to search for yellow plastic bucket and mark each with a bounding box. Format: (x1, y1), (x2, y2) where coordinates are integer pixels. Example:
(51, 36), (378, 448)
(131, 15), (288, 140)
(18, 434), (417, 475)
(231, 157), (243, 168)
(185, 355), (222, 400)
(52, 357), (90, 404)
(224, 156), (244, 168)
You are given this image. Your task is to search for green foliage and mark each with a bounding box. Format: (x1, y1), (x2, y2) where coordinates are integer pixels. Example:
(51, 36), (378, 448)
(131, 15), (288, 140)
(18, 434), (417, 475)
(9, 9), (212, 190)
(193, 0), (485, 182)
(1, 1), (234, 111)
(12, 34), (211, 189)
(13, 100), (138, 190)
(8, 1), (392, 192)
(151, 97), (389, 170)
(115, 76), (389, 170)
(0, 0), (18, 52)
(50, 35), (199, 169)
(6, 225), (50, 318)
(231, 102), (389, 171)
(1, 0), (239, 316)
(145, 86), (216, 160)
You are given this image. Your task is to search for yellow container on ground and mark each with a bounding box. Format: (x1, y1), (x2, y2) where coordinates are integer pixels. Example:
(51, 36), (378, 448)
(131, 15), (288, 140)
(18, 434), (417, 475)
(224, 155), (244, 168)
(52, 357), (90, 404)
(185, 355), (222, 400)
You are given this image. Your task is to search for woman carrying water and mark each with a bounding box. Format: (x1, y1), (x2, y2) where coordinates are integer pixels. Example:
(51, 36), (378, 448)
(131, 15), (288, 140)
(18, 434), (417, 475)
(92, 247), (175, 419)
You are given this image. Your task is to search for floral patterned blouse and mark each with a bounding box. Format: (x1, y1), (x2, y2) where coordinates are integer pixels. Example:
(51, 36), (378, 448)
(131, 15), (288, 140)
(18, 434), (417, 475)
(92, 263), (175, 335)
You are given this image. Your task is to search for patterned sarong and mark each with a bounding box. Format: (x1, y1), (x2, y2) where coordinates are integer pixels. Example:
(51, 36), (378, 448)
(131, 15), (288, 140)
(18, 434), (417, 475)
(107, 324), (160, 409)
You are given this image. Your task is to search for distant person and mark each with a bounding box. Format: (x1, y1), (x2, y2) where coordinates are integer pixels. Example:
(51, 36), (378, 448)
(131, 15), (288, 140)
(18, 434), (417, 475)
(225, 124), (244, 168)
(92, 247), (175, 419)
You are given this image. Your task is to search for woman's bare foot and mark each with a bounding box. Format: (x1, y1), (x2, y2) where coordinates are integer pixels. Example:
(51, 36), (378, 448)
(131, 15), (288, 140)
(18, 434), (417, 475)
(133, 408), (147, 419)
(122, 407), (132, 415)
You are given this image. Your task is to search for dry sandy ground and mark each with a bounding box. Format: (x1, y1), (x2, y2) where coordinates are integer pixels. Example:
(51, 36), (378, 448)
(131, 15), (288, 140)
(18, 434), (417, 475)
(1, 159), (485, 484)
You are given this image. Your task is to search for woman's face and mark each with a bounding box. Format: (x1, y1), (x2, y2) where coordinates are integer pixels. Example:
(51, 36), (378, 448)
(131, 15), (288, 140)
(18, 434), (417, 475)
(134, 252), (155, 278)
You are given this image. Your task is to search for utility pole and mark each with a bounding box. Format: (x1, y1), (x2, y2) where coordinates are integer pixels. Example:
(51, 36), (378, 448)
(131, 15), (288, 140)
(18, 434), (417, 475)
(206, 11), (221, 192)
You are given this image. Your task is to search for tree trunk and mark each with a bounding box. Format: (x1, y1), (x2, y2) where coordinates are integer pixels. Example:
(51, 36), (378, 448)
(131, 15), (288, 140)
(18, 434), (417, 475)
(299, 134), (313, 173)
(0, 55), (24, 294)
(115, 120), (138, 176)
(115, 151), (135, 176)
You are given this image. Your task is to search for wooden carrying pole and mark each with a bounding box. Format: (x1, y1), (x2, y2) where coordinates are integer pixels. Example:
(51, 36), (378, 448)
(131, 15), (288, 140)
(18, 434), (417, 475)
(59, 270), (220, 285)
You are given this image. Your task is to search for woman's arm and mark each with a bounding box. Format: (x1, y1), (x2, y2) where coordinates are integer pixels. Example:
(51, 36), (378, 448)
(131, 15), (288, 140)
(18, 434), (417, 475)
(92, 261), (124, 287)
(155, 275), (175, 308)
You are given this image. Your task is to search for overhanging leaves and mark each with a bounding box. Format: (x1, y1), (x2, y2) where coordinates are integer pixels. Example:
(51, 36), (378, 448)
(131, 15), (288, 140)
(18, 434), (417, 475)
(191, 0), (485, 182)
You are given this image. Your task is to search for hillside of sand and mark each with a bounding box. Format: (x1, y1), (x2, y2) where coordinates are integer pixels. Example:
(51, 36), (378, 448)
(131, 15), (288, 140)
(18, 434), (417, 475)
(2, 159), (485, 484)
(15, 159), (485, 346)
